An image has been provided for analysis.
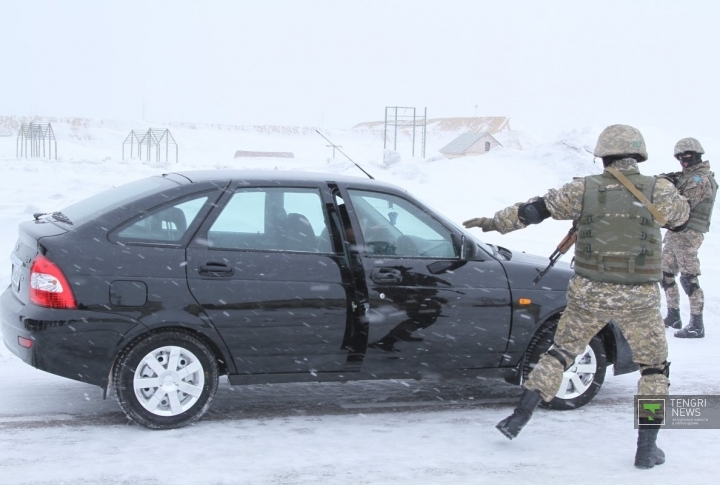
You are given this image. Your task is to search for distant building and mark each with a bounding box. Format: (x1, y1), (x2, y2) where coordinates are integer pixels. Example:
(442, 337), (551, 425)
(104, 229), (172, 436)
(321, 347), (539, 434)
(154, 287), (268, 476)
(439, 132), (502, 159)
(234, 150), (294, 158)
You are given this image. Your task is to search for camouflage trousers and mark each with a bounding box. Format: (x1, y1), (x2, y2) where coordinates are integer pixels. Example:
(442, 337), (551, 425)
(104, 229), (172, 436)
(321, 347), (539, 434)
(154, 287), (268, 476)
(524, 275), (669, 402)
(662, 230), (704, 314)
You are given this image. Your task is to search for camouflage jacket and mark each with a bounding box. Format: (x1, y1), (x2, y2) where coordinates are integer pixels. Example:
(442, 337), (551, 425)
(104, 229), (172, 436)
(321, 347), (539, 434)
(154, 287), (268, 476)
(491, 158), (689, 235)
(489, 158), (690, 312)
(675, 161), (716, 233)
(677, 161), (714, 209)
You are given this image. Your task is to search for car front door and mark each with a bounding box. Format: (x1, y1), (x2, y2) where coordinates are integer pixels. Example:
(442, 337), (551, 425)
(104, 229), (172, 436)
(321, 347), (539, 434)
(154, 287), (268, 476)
(186, 182), (353, 375)
(339, 187), (512, 376)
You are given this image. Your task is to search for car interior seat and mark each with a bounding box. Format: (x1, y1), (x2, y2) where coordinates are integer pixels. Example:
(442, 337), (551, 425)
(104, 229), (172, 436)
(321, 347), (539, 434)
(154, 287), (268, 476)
(161, 207), (188, 233)
(150, 206), (188, 240)
(285, 213), (317, 252)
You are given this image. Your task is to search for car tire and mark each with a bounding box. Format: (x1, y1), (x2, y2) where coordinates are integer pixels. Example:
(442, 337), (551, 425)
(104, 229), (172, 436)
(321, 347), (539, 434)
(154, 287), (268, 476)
(523, 319), (607, 410)
(113, 330), (219, 429)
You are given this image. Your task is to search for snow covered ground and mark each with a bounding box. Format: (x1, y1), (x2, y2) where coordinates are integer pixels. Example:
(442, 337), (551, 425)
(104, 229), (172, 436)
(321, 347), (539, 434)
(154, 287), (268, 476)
(0, 117), (719, 484)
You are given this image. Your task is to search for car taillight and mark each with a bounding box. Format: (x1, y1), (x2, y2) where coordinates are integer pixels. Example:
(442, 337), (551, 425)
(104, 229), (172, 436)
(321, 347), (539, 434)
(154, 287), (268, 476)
(29, 255), (77, 309)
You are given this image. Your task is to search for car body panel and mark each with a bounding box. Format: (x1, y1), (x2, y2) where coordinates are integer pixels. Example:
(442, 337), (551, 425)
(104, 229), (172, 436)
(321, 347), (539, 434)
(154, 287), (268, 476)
(187, 249), (351, 374)
(498, 252), (572, 363)
(3, 178), (239, 385)
(359, 256), (513, 373)
(1, 288), (145, 386)
(1, 170), (604, 400)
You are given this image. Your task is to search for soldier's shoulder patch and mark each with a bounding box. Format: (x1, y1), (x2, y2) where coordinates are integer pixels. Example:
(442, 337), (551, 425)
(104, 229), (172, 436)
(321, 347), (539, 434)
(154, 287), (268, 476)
(693, 175), (703, 183)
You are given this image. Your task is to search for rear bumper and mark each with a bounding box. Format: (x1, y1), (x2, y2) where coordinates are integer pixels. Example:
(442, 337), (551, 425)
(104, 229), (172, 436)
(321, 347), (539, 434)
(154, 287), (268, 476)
(1, 286), (35, 365)
(1, 287), (146, 388)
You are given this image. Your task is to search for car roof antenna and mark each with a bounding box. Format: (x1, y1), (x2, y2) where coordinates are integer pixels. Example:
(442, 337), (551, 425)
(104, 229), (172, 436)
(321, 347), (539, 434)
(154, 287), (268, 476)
(316, 130), (374, 179)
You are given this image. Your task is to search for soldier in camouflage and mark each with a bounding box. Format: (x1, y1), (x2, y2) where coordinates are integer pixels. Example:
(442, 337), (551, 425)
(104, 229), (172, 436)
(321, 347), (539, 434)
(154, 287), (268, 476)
(464, 124), (689, 469)
(661, 138), (716, 338)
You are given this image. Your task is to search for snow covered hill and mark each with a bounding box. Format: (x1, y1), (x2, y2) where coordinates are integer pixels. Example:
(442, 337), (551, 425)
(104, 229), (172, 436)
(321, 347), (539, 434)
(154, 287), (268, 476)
(0, 115), (719, 484)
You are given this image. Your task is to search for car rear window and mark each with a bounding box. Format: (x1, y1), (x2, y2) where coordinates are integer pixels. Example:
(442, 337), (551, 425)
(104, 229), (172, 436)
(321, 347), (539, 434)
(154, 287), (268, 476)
(116, 195), (209, 244)
(58, 176), (180, 226)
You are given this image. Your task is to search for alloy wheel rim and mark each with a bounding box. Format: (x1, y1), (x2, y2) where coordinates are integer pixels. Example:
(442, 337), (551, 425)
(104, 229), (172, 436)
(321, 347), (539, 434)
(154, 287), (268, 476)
(133, 345), (205, 416)
(556, 345), (597, 400)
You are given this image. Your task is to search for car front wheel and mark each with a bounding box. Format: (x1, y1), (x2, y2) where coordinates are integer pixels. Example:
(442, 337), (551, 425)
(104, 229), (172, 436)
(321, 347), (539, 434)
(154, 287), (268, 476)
(113, 330), (219, 429)
(523, 321), (607, 410)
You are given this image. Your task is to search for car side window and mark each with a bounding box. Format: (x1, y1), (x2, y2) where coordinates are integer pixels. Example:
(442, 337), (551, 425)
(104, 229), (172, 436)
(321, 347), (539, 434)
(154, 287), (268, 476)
(208, 187), (331, 253)
(347, 190), (457, 258)
(116, 196), (209, 243)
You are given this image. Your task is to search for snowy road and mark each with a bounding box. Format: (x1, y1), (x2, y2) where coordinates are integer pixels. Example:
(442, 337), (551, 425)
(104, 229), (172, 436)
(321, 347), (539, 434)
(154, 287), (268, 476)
(0, 355), (524, 430)
(2, 348), (719, 485)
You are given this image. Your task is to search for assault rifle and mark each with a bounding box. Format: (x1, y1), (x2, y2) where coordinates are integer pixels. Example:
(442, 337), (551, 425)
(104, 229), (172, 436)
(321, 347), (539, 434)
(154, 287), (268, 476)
(532, 224), (578, 285)
(658, 171), (682, 187)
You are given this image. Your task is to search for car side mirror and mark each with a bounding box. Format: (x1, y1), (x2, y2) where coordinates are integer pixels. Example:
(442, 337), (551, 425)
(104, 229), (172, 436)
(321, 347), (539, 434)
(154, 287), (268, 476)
(452, 233), (471, 261)
(452, 233), (478, 261)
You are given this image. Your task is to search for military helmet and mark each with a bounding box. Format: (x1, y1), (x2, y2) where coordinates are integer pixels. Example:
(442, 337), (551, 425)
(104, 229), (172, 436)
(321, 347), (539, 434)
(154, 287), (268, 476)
(593, 124), (648, 162)
(674, 137), (704, 156)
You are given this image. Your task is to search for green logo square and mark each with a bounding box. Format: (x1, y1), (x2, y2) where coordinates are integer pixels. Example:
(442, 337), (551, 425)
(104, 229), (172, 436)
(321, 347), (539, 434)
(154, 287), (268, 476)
(638, 398), (666, 424)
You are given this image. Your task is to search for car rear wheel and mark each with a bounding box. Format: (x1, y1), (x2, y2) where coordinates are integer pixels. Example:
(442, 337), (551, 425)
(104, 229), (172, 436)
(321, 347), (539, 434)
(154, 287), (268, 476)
(523, 320), (607, 410)
(113, 330), (219, 429)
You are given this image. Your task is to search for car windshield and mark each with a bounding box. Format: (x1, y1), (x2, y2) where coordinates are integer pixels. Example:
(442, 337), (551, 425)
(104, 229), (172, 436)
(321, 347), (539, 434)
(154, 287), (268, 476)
(469, 232), (498, 256)
(57, 176), (179, 226)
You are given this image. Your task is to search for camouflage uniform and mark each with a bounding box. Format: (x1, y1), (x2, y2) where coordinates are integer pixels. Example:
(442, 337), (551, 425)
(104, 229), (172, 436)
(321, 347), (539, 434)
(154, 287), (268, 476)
(662, 160), (715, 315)
(492, 157), (689, 400)
(467, 125), (688, 467)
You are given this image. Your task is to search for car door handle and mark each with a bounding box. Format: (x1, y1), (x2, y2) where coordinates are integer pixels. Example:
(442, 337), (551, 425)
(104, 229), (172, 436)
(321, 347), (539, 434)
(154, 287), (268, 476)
(199, 262), (234, 276)
(371, 267), (402, 284)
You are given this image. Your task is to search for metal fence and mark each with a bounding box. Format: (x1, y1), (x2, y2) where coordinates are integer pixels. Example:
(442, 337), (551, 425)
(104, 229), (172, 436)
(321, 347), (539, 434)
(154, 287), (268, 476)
(123, 128), (178, 163)
(17, 122), (57, 159)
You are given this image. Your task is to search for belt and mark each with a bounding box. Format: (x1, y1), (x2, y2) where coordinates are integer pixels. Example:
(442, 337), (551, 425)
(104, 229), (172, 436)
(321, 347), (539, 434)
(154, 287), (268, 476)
(575, 260), (659, 274)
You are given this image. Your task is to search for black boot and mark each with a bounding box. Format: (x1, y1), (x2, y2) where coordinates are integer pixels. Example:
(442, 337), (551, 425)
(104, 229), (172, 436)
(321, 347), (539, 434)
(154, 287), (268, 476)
(663, 308), (682, 329)
(496, 389), (543, 440)
(675, 314), (704, 338)
(367, 335), (400, 352)
(634, 420), (665, 469)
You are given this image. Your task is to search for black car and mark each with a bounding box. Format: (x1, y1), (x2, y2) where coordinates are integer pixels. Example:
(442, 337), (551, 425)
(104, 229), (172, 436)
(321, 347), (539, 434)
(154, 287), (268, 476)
(2, 170), (635, 429)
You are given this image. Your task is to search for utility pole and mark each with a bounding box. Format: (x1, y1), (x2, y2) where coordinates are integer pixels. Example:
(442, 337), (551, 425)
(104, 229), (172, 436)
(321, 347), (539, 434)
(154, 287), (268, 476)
(326, 143), (342, 159)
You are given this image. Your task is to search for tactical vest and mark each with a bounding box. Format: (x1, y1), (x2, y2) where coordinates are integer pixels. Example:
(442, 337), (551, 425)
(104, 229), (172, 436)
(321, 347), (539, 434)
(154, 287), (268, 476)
(574, 170), (662, 284)
(677, 169), (717, 233)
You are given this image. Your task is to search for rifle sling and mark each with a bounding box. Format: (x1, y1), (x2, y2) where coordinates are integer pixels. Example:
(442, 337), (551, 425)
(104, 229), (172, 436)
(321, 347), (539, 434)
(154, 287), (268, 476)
(605, 167), (667, 227)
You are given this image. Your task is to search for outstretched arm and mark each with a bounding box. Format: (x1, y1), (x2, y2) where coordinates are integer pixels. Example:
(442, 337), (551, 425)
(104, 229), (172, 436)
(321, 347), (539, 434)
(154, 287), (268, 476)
(463, 178), (585, 235)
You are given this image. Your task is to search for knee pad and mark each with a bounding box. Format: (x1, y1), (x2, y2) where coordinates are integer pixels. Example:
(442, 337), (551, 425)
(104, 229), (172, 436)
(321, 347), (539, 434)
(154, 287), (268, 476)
(640, 361), (671, 378)
(680, 273), (700, 296)
(546, 345), (576, 371)
(661, 271), (676, 291)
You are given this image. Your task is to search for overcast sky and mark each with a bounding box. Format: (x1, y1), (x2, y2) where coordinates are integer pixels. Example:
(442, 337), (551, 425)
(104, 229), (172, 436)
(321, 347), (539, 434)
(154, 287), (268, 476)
(2, 0), (719, 139)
